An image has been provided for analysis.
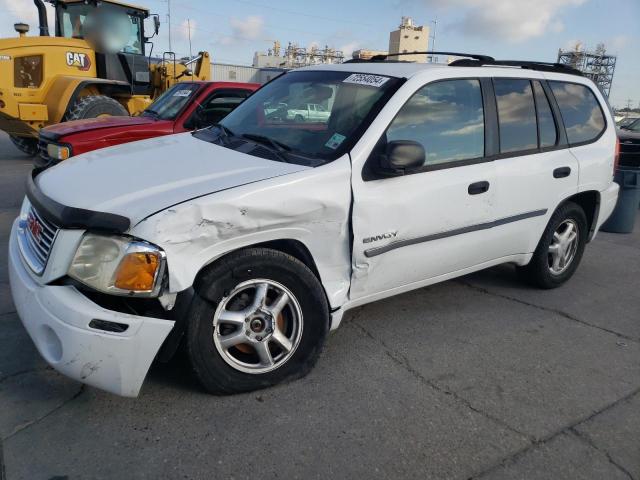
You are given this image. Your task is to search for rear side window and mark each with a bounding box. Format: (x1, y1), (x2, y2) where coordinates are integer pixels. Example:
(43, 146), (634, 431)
(549, 81), (606, 145)
(386, 79), (485, 166)
(533, 81), (557, 148)
(494, 79), (537, 153)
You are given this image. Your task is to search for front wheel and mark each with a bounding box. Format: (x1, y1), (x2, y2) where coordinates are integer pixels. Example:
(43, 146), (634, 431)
(518, 201), (588, 289)
(187, 248), (329, 394)
(9, 135), (38, 156)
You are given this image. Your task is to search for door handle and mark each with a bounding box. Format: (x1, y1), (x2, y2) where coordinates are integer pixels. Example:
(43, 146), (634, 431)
(468, 181), (490, 195)
(553, 167), (571, 178)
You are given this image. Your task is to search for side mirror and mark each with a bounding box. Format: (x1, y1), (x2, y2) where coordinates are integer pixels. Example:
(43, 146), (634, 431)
(153, 15), (160, 36)
(377, 140), (425, 175)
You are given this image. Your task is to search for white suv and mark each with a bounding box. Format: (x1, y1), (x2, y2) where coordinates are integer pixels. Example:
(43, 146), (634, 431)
(9, 56), (619, 396)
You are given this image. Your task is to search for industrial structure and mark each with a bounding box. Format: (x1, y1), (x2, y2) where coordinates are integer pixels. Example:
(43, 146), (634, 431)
(352, 49), (389, 61)
(352, 17), (429, 63)
(254, 41), (345, 69)
(388, 17), (429, 63)
(557, 43), (617, 97)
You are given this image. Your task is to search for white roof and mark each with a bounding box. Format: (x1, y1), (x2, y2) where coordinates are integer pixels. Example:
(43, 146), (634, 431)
(296, 62), (448, 79)
(295, 61), (589, 85)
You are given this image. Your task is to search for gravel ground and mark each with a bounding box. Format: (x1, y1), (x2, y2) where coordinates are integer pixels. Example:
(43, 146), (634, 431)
(0, 132), (638, 480)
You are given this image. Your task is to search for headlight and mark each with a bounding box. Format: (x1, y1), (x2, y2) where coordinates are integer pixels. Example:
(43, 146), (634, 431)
(47, 143), (71, 160)
(68, 234), (166, 297)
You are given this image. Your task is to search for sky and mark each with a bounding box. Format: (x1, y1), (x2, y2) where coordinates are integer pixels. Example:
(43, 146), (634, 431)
(1, 0), (638, 108)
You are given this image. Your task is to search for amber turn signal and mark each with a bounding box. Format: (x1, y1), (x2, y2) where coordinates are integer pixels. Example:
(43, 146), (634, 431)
(114, 252), (160, 291)
(47, 143), (71, 160)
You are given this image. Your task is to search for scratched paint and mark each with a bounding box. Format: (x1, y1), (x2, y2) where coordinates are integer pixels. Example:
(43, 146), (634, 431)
(131, 155), (353, 310)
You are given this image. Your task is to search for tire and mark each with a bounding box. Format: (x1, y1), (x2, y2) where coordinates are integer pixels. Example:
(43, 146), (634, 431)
(9, 135), (38, 156)
(187, 248), (329, 395)
(517, 201), (588, 289)
(294, 114), (304, 122)
(63, 95), (128, 121)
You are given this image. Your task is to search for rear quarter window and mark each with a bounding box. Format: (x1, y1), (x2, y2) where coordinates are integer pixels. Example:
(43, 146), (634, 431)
(549, 81), (606, 145)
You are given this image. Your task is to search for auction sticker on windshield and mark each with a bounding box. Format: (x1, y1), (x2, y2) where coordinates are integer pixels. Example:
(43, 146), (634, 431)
(173, 90), (193, 97)
(343, 73), (390, 88)
(325, 133), (346, 150)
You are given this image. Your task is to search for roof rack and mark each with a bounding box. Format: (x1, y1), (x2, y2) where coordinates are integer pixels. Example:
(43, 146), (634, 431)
(344, 51), (583, 76)
(344, 51), (495, 63)
(449, 58), (583, 76)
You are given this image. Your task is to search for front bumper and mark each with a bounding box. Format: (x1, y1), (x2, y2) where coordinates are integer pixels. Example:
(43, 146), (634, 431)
(8, 220), (174, 397)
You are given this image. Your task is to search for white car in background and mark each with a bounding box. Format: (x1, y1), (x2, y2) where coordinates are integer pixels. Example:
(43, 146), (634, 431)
(9, 55), (619, 397)
(286, 103), (331, 122)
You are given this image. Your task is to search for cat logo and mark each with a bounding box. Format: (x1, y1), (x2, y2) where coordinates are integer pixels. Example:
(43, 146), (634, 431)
(66, 52), (91, 71)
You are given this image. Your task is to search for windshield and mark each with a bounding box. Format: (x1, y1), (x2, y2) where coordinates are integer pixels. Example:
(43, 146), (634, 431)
(142, 83), (201, 120)
(624, 119), (640, 132)
(196, 70), (402, 165)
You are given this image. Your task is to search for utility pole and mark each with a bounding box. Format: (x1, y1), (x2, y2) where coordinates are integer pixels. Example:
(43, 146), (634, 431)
(167, 0), (172, 52)
(429, 20), (437, 63)
(627, 98), (633, 110)
(187, 19), (193, 60)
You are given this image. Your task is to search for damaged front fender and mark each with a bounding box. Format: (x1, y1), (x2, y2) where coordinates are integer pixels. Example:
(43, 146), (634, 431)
(131, 155), (354, 311)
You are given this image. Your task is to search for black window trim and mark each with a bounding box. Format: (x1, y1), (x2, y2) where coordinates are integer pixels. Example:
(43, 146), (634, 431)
(546, 79), (608, 149)
(492, 77), (543, 158)
(362, 76), (492, 181)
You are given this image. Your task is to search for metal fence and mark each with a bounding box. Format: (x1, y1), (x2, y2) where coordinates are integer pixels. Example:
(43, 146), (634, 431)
(210, 63), (286, 84)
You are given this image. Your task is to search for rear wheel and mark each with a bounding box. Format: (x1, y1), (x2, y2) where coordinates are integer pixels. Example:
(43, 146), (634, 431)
(187, 248), (329, 394)
(518, 201), (588, 289)
(9, 135), (38, 156)
(63, 95), (128, 121)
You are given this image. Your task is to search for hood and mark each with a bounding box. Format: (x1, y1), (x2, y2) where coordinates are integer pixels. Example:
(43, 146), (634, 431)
(42, 116), (160, 138)
(36, 133), (310, 226)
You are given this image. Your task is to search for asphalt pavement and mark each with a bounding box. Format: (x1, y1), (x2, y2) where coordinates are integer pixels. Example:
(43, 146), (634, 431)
(0, 131), (638, 480)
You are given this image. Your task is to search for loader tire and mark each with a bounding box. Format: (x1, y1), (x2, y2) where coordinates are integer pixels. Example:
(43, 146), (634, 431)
(64, 95), (128, 121)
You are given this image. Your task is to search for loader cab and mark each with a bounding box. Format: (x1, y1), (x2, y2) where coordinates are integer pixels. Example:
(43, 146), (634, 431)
(53, 0), (153, 94)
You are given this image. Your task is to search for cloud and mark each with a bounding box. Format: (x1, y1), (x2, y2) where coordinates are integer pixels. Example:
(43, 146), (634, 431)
(338, 41), (360, 57)
(220, 15), (265, 45)
(423, 0), (586, 42)
(177, 19), (196, 41)
(609, 34), (631, 51)
(1, 0), (54, 35)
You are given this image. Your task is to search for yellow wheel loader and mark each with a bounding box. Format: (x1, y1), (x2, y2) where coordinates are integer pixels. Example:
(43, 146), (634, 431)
(0, 0), (210, 155)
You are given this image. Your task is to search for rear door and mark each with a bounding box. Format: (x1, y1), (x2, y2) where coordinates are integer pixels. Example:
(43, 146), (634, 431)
(490, 77), (580, 256)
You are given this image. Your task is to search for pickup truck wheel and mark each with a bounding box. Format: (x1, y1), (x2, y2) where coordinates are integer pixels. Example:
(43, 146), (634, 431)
(294, 114), (304, 122)
(187, 248), (329, 395)
(517, 201), (587, 289)
(9, 135), (38, 156)
(63, 95), (128, 121)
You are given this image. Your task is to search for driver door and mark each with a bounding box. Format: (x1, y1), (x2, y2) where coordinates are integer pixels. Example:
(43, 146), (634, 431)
(350, 78), (499, 302)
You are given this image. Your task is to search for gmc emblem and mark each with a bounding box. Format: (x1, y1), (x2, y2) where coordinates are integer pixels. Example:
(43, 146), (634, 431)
(27, 213), (42, 242)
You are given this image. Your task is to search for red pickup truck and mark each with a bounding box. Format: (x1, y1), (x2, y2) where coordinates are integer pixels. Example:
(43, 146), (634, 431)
(37, 81), (260, 168)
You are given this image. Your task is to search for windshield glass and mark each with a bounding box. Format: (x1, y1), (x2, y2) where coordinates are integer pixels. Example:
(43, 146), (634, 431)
(142, 83), (201, 120)
(626, 119), (640, 132)
(198, 70), (401, 165)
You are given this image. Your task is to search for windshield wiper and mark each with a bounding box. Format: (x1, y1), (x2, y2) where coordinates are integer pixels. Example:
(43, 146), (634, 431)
(210, 123), (236, 142)
(241, 133), (292, 163)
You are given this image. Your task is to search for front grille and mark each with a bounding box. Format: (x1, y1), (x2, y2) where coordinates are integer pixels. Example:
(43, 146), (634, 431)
(36, 139), (54, 168)
(19, 205), (59, 274)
